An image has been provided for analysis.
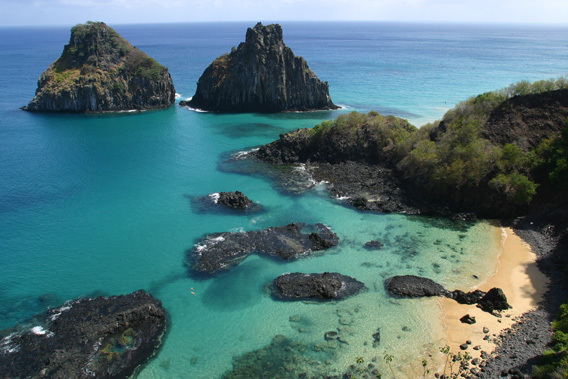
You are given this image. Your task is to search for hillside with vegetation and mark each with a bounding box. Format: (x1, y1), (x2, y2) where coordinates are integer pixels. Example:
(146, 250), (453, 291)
(256, 78), (568, 218)
(24, 21), (175, 112)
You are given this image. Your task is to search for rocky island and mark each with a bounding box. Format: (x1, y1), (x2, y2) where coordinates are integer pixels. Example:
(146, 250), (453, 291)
(182, 22), (338, 113)
(0, 290), (166, 378)
(187, 223), (339, 276)
(271, 272), (365, 301)
(23, 21), (175, 112)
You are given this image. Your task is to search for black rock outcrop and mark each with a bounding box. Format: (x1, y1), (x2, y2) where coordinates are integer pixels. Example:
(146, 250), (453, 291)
(449, 289), (487, 304)
(385, 275), (511, 315)
(0, 290), (166, 378)
(23, 21), (175, 112)
(477, 287), (511, 313)
(218, 191), (253, 210)
(386, 275), (448, 297)
(187, 223), (339, 276)
(271, 272), (365, 301)
(183, 22), (338, 113)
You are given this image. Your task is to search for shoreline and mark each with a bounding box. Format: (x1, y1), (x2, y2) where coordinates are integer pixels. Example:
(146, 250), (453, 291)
(440, 227), (549, 373)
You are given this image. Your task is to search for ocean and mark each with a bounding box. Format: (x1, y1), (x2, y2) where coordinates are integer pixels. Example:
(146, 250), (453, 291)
(0, 22), (566, 378)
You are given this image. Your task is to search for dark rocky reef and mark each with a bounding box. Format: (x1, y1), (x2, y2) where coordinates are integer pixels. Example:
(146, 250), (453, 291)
(482, 89), (568, 151)
(271, 272), (365, 301)
(386, 275), (511, 315)
(253, 113), (423, 213)
(23, 21), (175, 112)
(0, 290), (166, 378)
(217, 191), (253, 210)
(183, 22), (338, 113)
(187, 223), (339, 276)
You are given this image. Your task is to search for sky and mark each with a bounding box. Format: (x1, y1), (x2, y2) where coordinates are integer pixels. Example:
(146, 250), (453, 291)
(1, 0), (567, 27)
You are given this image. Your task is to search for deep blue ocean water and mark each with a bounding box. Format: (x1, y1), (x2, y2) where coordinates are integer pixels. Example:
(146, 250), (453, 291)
(0, 22), (566, 377)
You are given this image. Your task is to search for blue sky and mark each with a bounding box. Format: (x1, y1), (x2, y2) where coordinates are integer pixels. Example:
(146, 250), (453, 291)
(1, 0), (567, 27)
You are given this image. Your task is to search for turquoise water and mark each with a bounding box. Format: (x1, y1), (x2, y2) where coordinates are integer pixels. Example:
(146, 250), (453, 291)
(0, 22), (567, 377)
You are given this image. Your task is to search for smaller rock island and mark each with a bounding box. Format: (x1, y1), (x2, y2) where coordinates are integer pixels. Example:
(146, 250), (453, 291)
(23, 21), (176, 112)
(271, 272), (365, 301)
(182, 22), (338, 113)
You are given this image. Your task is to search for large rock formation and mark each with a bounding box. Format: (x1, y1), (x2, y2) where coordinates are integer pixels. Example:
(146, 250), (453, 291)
(187, 223), (339, 276)
(23, 21), (175, 112)
(183, 22), (338, 113)
(385, 275), (448, 298)
(385, 275), (511, 315)
(0, 290), (166, 378)
(271, 272), (365, 301)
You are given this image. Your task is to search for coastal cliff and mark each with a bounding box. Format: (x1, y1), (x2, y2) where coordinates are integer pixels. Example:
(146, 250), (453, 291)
(23, 22), (175, 112)
(183, 22), (338, 113)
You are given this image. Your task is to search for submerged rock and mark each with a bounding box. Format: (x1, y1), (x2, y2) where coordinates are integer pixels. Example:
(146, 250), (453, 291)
(385, 275), (448, 298)
(271, 272), (365, 301)
(23, 22), (175, 112)
(188, 223), (339, 276)
(221, 334), (328, 379)
(0, 290), (166, 378)
(364, 240), (384, 250)
(184, 22), (338, 113)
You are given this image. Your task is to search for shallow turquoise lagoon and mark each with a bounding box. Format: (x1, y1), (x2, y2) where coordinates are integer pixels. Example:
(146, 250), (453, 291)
(1, 22), (566, 377)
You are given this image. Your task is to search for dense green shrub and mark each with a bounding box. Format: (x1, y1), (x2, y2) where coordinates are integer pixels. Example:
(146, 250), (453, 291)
(533, 122), (568, 189)
(534, 303), (568, 378)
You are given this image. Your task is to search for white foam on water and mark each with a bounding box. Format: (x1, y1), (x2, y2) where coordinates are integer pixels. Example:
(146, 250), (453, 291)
(208, 193), (220, 203)
(30, 326), (53, 337)
(50, 305), (71, 321)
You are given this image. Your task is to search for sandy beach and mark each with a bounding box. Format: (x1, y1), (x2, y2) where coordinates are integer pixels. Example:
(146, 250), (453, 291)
(440, 227), (549, 363)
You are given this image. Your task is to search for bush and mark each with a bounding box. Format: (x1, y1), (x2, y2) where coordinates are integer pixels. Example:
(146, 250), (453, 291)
(489, 173), (538, 205)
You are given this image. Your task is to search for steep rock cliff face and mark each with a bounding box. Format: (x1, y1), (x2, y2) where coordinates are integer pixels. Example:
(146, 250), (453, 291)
(23, 22), (175, 112)
(184, 22), (338, 113)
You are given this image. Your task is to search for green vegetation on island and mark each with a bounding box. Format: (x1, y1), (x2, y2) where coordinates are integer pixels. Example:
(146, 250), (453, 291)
(24, 21), (175, 112)
(304, 78), (568, 215)
(535, 303), (568, 377)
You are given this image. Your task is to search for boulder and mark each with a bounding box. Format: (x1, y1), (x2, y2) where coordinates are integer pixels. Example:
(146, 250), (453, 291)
(460, 314), (477, 324)
(385, 275), (448, 298)
(477, 288), (511, 313)
(184, 22), (338, 113)
(23, 22), (175, 112)
(187, 223), (339, 276)
(450, 289), (487, 304)
(271, 272), (365, 301)
(0, 290), (166, 378)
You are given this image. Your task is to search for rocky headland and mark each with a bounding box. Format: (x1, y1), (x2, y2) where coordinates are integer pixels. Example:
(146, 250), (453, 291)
(187, 223), (339, 276)
(253, 86), (568, 218)
(182, 22), (338, 113)
(0, 290), (166, 378)
(271, 272), (365, 301)
(23, 22), (175, 112)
